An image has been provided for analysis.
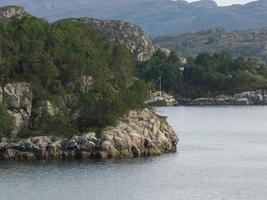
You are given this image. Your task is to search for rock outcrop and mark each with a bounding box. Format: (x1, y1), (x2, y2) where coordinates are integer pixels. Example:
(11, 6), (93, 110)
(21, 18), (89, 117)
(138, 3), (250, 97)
(179, 89), (267, 105)
(73, 18), (157, 61)
(2, 83), (32, 137)
(0, 108), (179, 160)
(147, 91), (178, 107)
(0, 6), (30, 19)
(31, 100), (59, 128)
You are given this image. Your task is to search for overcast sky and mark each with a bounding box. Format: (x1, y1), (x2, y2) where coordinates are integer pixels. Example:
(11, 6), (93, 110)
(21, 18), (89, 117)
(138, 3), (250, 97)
(187, 0), (257, 6)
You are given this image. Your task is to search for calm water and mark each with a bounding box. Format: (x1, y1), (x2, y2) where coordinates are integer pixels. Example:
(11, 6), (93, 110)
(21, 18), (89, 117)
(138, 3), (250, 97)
(1, 106), (267, 200)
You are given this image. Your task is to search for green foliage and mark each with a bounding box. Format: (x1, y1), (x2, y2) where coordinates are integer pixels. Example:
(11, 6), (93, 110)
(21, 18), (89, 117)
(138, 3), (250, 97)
(183, 52), (267, 97)
(78, 83), (126, 131)
(0, 103), (13, 138)
(120, 80), (148, 110)
(39, 114), (77, 136)
(0, 17), (148, 136)
(136, 50), (182, 94)
(137, 51), (267, 98)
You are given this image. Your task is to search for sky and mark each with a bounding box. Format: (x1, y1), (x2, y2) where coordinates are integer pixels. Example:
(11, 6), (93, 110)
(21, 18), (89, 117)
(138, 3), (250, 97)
(187, 0), (257, 6)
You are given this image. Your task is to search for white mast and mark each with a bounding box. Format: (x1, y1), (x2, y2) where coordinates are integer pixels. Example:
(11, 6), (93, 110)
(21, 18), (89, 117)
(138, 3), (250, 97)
(159, 75), (162, 97)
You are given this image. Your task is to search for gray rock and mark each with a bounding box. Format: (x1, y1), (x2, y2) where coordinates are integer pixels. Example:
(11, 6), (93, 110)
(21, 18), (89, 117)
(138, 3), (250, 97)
(75, 18), (157, 61)
(66, 139), (78, 150)
(0, 6), (30, 19)
(0, 109), (179, 160)
(181, 89), (267, 105)
(31, 137), (49, 149)
(22, 140), (37, 151)
(3, 82), (32, 137)
(47, 141), (62, 153)
(147, 91), (178, 107)
(81, 140), (95, 150)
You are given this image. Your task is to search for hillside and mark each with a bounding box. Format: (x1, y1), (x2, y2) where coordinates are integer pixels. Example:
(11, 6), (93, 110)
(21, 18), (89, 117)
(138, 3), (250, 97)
(72, 18), (157, 61)
(0, 7), (149, 138)
(1, 0), (267, 35)
(154, 27), (267, 63)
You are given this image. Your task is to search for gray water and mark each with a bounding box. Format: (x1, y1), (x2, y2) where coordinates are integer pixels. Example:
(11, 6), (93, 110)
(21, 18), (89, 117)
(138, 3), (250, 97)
(1, 106), (267, 200)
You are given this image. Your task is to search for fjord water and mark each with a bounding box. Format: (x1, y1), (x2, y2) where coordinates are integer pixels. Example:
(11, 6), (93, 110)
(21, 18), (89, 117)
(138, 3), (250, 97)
(1, 106), (267, 200)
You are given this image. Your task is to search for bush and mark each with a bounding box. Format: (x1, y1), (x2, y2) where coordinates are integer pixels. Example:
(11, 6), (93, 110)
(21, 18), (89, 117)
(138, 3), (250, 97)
(78, 83), (126, 131)
(39, 114), (77, 136)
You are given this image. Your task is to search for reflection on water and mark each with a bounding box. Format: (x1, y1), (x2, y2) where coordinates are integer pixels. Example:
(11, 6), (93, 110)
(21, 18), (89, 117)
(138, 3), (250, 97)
(1, 106), (267, 200)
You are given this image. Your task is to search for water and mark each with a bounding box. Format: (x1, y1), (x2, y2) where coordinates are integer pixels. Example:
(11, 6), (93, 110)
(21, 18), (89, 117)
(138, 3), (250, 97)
(1, 106), (267, 200)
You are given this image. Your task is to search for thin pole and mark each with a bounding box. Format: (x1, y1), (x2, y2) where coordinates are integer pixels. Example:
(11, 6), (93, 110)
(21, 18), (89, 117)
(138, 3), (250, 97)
(159, 75), (162, 97)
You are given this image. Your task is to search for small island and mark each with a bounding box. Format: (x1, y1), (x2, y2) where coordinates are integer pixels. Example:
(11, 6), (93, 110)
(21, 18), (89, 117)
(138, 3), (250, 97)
(0, 6), (178, 160)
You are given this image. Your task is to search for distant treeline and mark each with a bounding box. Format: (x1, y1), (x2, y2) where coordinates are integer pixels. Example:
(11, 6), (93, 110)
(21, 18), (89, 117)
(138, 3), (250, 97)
(137, 51), (267, 98)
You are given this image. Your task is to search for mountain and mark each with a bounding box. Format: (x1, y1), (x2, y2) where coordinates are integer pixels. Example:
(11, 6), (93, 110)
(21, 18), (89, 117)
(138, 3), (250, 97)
(1, 0), (267, 35)
(154, 27), (267, 63)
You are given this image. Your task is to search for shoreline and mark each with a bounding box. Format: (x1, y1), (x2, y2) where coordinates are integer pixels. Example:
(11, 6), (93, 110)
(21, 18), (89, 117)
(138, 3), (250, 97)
(0, 109), (179, 161)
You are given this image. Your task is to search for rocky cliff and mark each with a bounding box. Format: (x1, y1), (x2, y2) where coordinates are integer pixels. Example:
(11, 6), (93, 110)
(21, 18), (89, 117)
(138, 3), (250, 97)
(73, 18), (157, 61)
(0, 108), (178, 160)
(0, 5), (30, 19)
(1, 83), (32, 137)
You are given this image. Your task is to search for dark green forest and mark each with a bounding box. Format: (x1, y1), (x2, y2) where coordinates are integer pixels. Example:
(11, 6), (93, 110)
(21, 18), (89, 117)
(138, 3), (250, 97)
(137, 51), (267, 98)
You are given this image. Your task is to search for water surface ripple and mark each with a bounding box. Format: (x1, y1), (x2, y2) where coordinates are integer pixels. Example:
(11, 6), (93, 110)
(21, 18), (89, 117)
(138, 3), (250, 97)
(1, 106), (267, 200)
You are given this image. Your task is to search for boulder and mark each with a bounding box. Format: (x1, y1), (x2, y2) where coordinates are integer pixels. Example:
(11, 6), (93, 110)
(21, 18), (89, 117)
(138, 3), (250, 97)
(99, 108), (178, 158)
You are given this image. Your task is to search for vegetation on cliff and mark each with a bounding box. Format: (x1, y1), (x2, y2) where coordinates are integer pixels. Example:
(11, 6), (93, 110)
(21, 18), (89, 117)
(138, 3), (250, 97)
(0, 16), (148, 137)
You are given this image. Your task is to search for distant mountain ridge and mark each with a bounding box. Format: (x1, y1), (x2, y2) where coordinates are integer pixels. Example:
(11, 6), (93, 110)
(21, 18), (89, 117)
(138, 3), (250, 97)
(0, 0), (267, 35)
(154, 27), (267, 63)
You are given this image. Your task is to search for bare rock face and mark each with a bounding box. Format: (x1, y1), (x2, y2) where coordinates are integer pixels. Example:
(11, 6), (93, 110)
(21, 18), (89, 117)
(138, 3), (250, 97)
(79, 75), (93, 94)
(2, 83), (32, 137)
(74, 18), (157, 61)
(98, 108), (178, 158)
(0, 6), (30, 19)
(0, 108), (179, 160)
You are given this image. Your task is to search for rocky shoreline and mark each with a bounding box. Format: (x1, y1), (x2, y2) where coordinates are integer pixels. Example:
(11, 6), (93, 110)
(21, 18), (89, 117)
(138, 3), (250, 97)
(0, 109), (178, 160)
(178, 89), (267, 106)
